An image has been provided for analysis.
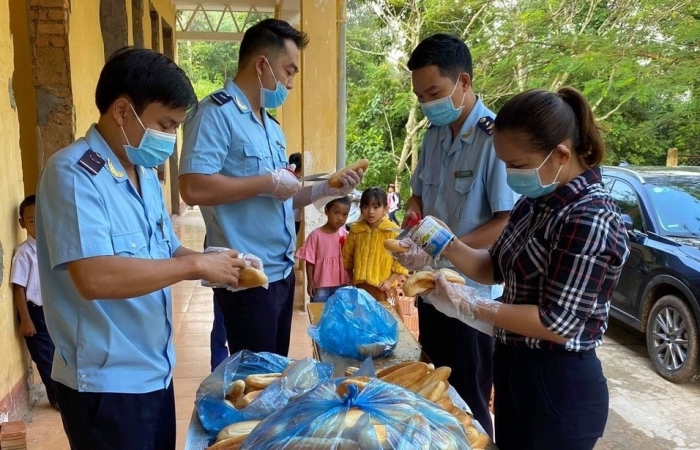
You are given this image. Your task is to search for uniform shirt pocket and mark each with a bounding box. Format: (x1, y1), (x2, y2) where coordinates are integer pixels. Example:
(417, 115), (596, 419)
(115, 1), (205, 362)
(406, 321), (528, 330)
(111, 231), (148, 258)
(154, 232), (173, 259)
(242, 143), (275, 176)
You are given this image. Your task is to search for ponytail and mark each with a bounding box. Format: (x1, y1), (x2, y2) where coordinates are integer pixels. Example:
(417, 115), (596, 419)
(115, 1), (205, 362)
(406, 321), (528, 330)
(557, 87), (605, 167)
(495, 86), (606, 168)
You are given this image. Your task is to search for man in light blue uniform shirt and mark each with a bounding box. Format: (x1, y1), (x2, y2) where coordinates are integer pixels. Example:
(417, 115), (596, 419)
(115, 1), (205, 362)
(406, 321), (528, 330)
(397, 34), (515, 438)
(35, 48), (246, 450)
(180, 19), (363, 358)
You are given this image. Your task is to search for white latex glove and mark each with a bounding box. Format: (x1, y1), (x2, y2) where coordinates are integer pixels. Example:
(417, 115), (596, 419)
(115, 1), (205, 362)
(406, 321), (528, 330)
(423, 273), (499, 336)
(263, 166), (300, 201)
(201, 247), (268, 291)
(310, 168), (364, 209)
(391, 237), (433, 271)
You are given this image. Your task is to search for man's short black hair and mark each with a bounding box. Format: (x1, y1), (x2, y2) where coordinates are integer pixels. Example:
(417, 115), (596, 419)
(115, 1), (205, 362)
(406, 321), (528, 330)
(407, 34), (473, 81)
(95, 47), (198, 115)
(19, 194), (36, 219)
(239, 19), (309, 65)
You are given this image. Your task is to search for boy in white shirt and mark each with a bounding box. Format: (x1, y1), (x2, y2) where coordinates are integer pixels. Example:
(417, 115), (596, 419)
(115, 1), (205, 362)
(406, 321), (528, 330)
(11, 194), (58, 410)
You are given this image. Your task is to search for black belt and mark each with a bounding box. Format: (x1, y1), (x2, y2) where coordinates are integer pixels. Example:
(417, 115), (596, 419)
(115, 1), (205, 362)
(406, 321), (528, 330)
(496, 342), (595, 359)
(27, 301), (43, 308)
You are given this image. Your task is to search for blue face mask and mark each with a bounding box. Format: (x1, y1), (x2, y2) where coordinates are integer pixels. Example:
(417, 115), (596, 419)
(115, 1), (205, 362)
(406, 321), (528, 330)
(259, 58), (289, 109)
(419, 80), (466, 127)
(122, 104), (177, 168)
(506, 149), (564, 198)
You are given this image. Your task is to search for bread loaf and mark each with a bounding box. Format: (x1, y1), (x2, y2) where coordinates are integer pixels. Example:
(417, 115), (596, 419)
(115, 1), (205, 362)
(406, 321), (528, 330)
(383, 239), (410, 253)
(328, 159), (370, 188)
(402, 269), (465, 297)
(238, 267), (268, 288)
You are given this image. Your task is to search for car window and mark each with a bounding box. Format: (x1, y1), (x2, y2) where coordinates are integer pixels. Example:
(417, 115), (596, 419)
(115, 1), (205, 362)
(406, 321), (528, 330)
(601, 176), (614, 192)
(644, 182), (700, 237)
(609, 180), (644, 231)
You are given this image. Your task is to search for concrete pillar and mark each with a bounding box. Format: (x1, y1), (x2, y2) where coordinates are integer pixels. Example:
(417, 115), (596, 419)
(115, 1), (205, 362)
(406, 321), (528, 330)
(666, 148), (678, 167)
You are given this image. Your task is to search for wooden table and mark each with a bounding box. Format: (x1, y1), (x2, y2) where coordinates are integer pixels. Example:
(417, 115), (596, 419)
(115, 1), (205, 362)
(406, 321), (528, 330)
(307, 301), (428, 377)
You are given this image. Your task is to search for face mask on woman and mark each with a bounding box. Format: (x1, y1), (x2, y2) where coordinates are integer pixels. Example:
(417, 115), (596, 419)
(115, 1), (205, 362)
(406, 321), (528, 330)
(506, 149), (564, 198)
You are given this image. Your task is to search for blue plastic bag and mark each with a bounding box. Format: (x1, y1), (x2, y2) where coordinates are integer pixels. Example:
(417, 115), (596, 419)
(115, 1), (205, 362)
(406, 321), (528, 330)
(195, 350), (334, 437)
(308, 286), (399, 360)
(240, 376), (471, 449)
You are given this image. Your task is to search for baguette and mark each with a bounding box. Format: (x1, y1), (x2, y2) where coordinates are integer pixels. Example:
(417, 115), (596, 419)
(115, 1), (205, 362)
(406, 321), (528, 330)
(383, 239), (410, 253)
(402, 269), (465, 297)
(244, 373), (281, 391)
(216, 420), (261, 442)
(238, 267), (268, 288)
(328, 159), (370, 188)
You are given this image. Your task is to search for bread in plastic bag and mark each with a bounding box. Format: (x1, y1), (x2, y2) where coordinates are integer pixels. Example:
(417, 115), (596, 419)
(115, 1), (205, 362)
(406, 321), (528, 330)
(308, 286), (399, 360)
(240, 376), (471, 449)
(195, 350), (333, 437)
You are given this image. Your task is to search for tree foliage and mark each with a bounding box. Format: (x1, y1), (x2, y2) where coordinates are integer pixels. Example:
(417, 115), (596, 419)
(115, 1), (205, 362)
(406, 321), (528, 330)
(347, 0), (700, 191)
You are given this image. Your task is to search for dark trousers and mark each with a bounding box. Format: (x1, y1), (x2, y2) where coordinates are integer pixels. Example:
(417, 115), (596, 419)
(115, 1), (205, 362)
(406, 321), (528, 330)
(210, 297), (228, 371)
(215, 272), (295, 356)
(55, 381), (176, 450)
(388, 211), (399, 225)
(417, 298), (494, 438)
(493, 344), (608, 450)
(24, 303), (57, 405)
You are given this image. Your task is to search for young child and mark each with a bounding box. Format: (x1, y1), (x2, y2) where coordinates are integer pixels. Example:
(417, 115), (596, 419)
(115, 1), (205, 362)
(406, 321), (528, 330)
(343, 187), (408, 302)
(10, 194), (58, 410)
(296, 197), (351, 302)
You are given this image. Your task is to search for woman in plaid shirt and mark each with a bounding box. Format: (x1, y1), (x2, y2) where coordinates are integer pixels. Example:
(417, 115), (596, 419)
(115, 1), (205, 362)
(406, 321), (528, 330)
(425, 87), (630, 450)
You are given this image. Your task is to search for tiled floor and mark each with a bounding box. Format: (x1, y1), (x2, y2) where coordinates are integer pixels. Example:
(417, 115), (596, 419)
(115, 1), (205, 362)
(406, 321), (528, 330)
(24, 208), (314, 449)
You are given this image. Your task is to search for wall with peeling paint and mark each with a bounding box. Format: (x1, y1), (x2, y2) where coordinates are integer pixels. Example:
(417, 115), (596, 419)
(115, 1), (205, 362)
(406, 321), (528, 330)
(0, 0), (32, 420)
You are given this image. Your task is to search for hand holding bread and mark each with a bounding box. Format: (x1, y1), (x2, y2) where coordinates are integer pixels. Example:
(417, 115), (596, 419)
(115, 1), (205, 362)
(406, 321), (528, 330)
(310, 159), (369, 207)
(403, 268), (465, 297)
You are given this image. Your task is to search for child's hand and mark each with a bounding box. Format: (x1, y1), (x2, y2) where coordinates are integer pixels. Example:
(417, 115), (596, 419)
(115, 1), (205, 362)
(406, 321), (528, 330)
(378, 279), (394, 292)
(307, 281), (316, 298)
(19, 320), (36, 337)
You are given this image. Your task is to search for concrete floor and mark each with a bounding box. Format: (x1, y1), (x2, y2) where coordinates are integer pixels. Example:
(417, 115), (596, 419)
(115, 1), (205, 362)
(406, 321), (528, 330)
(21, 208), (700, 450)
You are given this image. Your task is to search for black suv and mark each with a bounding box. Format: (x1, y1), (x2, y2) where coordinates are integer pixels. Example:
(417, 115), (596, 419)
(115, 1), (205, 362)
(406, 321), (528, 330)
(602, 166), (700, 382)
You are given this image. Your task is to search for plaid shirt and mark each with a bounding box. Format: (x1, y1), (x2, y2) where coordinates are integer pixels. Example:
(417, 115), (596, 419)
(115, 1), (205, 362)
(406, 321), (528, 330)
(489, 168), (630, 351)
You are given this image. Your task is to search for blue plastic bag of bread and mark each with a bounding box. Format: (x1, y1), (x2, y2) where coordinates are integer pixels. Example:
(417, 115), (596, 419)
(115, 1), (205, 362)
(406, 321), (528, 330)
(195, 350), (334, 437)
(308, 286), (399, 360)
(239, 375), (472, 449)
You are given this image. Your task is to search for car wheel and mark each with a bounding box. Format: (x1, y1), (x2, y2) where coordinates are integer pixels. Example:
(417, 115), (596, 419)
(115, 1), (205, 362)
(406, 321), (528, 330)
(646, 295), (699, 383)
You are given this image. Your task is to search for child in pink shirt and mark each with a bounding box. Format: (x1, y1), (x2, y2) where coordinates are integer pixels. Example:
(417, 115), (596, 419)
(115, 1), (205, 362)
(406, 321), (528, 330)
(296, 197), (351, 302)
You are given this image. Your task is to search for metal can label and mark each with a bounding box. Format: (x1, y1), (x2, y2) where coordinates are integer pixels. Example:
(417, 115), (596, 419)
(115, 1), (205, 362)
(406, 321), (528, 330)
(410, 216), (455, 258)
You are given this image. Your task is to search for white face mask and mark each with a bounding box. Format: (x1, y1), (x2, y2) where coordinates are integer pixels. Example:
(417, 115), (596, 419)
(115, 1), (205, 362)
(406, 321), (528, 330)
(506, 149), (563, 198)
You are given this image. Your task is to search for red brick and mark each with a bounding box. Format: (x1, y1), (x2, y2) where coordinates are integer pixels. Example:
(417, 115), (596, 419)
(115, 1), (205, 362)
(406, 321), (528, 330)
(48, 9), (66, 21)
(37, 22), (66, 34)
(51, 36), (66, 47)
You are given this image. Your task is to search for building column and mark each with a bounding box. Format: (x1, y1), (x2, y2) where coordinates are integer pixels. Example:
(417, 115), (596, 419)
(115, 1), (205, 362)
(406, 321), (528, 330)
(27, 0), (75, 163)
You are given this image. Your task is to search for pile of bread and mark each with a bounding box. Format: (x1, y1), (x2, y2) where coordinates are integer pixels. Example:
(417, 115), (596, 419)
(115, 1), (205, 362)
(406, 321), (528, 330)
(223, 373), (281, 410)
(207, 361), (490, 450)
(346, 362), (489, 450)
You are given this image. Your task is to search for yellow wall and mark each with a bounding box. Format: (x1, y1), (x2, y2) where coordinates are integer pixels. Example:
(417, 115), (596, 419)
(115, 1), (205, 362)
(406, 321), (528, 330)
(0, 0), (31, 412)
(68, 0), (104, 137)
(9, 0), (39, 196)
(300, 0), (338, 175)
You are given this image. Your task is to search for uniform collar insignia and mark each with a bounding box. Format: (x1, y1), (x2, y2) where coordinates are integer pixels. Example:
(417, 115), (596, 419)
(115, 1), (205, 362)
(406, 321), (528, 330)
(107, 158), (124, 178)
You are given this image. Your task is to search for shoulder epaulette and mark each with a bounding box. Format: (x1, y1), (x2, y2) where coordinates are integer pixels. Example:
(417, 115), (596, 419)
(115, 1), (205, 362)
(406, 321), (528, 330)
(477, 116), (495, 135)
(267, 111), (280, 125)
(211, 91), (233, 106)
(77, 149), (105, 176)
